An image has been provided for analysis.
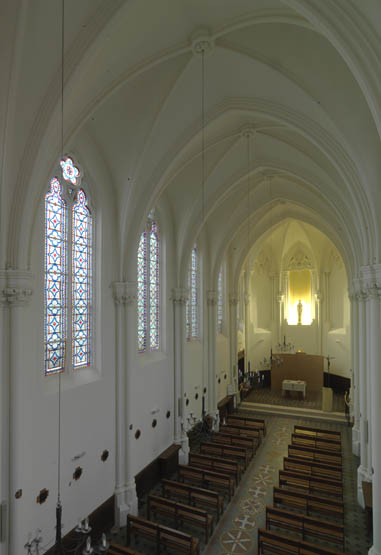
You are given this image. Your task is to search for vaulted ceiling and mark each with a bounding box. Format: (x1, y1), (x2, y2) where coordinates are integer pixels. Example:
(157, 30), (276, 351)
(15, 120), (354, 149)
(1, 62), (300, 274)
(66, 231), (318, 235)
(2, 0), (380, 281)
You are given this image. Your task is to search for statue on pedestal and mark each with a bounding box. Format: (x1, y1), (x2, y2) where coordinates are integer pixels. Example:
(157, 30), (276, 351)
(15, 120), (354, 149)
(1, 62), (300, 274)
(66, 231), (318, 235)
(297, 299), (303, 325)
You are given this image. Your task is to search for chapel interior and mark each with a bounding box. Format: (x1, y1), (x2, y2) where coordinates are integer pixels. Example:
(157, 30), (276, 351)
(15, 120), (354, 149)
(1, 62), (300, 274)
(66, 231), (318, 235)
(1, 1), (381, 554)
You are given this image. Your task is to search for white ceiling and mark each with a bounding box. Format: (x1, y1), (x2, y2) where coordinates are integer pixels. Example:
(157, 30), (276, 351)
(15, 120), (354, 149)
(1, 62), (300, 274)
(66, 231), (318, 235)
(2, 0), (381, 278)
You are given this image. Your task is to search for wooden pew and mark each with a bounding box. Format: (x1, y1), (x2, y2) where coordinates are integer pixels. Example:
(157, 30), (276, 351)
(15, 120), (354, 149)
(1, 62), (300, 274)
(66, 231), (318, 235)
(292, 433), (341, 452)
(288, 444), (342, 467)
(109, 544), (143, 555)
(189, 452), (241, 484)
(278, 470), (343, 499)
(178, 464), (234, 500)
(211, 432), (257, 457)
(284, 457), (342, 482)
(266, 506), (345, 550)
(294, 425), (341, 443)
(200, 441), (249, 469)
(220, 424), (261, 443)
(126, 514), (200, 555)
(273, 486), (344, 521)
(258, 528), (343, 554)
(161, 479), (224, 519)
(147, 494), (213, 543)
(227, 415), (266, 435)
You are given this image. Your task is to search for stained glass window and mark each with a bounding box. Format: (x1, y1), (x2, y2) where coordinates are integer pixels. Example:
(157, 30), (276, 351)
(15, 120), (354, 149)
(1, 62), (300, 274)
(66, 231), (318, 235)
(137, 219), (160, 353)
(149, 222), (159, 350)
(186, 245), (199, 340)
(44, 157), (93, 375)
(217, 267), (223, 333)
(137, 231), (147, 353)
(72, 189), (92, 368)
(44, 178), (67, 374)
(60, 156), (80, 185)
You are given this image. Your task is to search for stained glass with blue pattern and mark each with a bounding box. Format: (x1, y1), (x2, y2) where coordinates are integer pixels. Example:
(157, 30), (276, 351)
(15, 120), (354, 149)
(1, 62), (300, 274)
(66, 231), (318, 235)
(44, 178), (67, 374)
(137, 231), (147, 352)
(186, 246), (198, 340)
(72, 189), (92, 368)
(149, 222), (159, 350)
(218, 267), (223, 333)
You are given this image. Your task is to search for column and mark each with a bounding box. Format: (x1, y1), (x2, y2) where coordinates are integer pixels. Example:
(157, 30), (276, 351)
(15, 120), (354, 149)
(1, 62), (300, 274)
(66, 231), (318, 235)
(112, 282), (138, 528)
(3, 271), (32, 553)
(0, 272), (10, 555)
(172, 288), (189, 464)
(315, 291), (323, 353)
(244, 293), (250, 375)
(276, 293), (284, 345)
(229, 293), (239, 407)
(357, 289), (371, 506)
(367, 278), (381, 555)
(349, 288), (360, 455)
(207, 290), (219, 429)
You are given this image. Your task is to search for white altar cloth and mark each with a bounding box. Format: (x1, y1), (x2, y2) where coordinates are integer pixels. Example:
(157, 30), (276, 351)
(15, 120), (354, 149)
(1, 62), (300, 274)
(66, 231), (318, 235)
(282, 379), (306, 399)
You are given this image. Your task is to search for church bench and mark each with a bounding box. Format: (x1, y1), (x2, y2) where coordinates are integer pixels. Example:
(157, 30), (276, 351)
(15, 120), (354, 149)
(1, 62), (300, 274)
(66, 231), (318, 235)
(200, 441), (249, 469)
(161, 479), (224, 519)
(109, 544), (143, 555)
(147, 494), (213, 543)
(273, 487), (344, 521)
(278, 470), (343, 499)
(227, 415), (266, 435)
(189, 452), (241, 484)
(126, 514), (200, 555)
(288, 444), (342, 467)
(220, 424), (261, 443)
(211, 431), (257, 456)
(266, 506), (345, 550)
(292, 433), (341, 452)
(284, 457), (342, 482)
(294, 425), (341, 443)
(178, 464), (234, 500)
(258, 527), (343, 554)
(228, 413), (266, 433)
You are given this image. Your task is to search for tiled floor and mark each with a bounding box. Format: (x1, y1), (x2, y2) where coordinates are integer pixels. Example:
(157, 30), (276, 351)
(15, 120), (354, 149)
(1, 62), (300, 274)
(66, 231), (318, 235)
(112, 413), (370, 554)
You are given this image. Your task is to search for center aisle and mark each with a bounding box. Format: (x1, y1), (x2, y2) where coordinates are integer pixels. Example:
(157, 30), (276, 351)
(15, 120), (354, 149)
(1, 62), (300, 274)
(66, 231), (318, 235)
(203, 414), (369, 555)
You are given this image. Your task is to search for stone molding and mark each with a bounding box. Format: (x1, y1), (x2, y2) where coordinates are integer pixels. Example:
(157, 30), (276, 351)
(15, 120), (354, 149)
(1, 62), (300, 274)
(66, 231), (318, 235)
(191, 28), (214, 56)
(112, 281), (136, 305)
(0, 269), (33, 307)
(229, 293), (239, 306)
(207, 290), (218, 306)
(172, 287), (188, 305)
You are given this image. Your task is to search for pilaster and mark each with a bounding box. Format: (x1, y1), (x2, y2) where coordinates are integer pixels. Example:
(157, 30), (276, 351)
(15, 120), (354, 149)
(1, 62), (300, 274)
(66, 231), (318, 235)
(349, 282), (360, 456)
(112, 281), (138, 528)
(361, 265), (381, 553)
(207, 290), (219, 429)
(172, 288), (189, 464)
(1, 270), (33, 553)
(229, 293), (239, 408)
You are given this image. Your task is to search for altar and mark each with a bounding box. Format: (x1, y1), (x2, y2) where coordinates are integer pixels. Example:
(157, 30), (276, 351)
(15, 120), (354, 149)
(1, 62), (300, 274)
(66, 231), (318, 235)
(282, 379), (306, 399)
(271, 352), (324, 393)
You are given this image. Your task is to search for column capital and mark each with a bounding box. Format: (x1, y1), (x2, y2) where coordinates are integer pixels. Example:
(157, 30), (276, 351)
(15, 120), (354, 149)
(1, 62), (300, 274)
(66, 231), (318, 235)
(276, 293), (284, 303)
(229, 293), (239, 306)
(243, 293), (250, 306)
(0, 269), (33, 307)
(315, 291), (323, 302)
(172, 287), (188, 304)
(112, 281), (136, 305)
(207, 290), (218, 306)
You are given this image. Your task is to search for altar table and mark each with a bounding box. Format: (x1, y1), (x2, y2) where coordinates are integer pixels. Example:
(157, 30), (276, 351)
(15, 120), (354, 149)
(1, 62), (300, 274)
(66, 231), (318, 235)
(282, 379), (306, 399)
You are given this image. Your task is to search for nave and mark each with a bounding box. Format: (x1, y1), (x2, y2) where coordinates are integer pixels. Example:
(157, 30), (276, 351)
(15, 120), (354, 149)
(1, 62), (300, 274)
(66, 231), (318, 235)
(105, 413), (369, 555)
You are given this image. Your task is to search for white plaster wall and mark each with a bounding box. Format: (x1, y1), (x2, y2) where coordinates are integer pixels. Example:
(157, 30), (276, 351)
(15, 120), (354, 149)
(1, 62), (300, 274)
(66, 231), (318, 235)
(127, 198), (176, 476)
(13, 170), (116, 554)
(184, 341), (203, 421)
